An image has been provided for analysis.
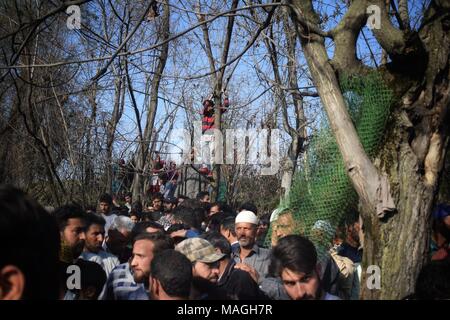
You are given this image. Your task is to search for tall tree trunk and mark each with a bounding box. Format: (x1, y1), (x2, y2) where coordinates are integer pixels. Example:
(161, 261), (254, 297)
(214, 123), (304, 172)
(360, 3), (450, 299)
(131, 0), (170, 202)
(105, 74), (124, 194)
(289, 0), (449, 299)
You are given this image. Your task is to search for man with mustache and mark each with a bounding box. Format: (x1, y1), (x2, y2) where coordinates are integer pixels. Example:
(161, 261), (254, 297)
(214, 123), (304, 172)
(269, 235), (340, 300)
(231, 210), (270, 283)
(80, 214), (119, 277)
(175, 238), (227, 299)
(130, 232), (174, 291)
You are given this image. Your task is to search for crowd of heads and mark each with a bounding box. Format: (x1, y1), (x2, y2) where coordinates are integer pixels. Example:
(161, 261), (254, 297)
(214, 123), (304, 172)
(1, 184), (449, 300)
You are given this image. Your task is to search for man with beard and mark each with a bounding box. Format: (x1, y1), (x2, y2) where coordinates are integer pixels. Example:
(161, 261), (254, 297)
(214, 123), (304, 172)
(130, 232), (174, 295)
(337, 211), (362, 264)
(148, 193), (164, 221)
(232, 210), (270, 283)
(80, 214), (119, 276)
(98, 193), (117, 235)
(270, 235), (340, 300)
(53, 204), (87, 299)
(100, 231), (172, 300)
(158, 197), (177, 230)
(203, 232), (267, 300)
(175, 238), (227, 300)
(54, 204), (86, 263)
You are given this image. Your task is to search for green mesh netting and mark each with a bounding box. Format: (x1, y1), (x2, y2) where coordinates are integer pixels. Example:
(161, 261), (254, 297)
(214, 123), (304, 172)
(266, 72), (393, 266)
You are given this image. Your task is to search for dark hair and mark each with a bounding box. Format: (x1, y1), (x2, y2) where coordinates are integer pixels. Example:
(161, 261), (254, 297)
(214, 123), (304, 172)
(53, 204), (86, 232)
(259, 213), (270, 226)
(132, 201), (143, 213)
(85, 205), (97, 213)
(414, 259), (450, 299)
(131, 221), (165, 240)
(141, 212), (155, 222)
(208, 212), (233, 233)
(220, 216), (236, 237)
(99, 193), (113, 204)
(202, 232), (231, 256)
(125, 192), (132, 198)
(196, 191), (209, 201)
(269, 235), (317, 277)
(172, 206), (198, 230)
(75, 259), (107, 299)
(432, 219), (450, 242)
(210, 202), (234, 215)
(85, 213), (106, 230)
(343, 209), (360, 228)
(180, 198), (205, 210)
(132, 232), (174, 254)
(239, 202), (258, 215)
(0, 185), (60, 299)
(150, 249), (192, 298)
(129, 211), (140, 219)
(151, 193), (164, 201)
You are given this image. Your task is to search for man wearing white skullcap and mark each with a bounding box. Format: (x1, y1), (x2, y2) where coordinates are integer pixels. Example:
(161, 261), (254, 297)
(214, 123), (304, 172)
(231, 210), (270, 283)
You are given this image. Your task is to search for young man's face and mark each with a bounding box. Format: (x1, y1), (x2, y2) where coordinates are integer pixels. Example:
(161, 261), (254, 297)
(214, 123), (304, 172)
(99, 202), (111, 215)
(281, 268), (321, 300)
(125, 196), (132, 204)
(209, 205), (220, 216)
(130, 239), (155, 283)
(62, 218), (86, 257)
(193, 261), (220, 283)
(200, 195), (210, 203)
(235, 222), (257, 248)
(130, 215), (139, 224)
(163, 202), (174, 213)
(257, 223), (268, 237)
(152, 198), (162, 211)
(84, 224), (105, 253)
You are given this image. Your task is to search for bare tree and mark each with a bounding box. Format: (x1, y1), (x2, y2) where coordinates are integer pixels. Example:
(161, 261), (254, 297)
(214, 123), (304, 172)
(131, 0), (171, 202)
(288, 0), (449, 298)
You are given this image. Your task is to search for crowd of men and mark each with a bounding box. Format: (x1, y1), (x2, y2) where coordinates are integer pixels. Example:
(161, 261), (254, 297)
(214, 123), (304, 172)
(0, 184), (449, 300)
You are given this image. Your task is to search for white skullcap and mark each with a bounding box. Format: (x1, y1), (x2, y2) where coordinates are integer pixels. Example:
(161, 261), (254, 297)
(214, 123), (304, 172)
(269, 208), (281, 223)
(235, 210), (259, 225)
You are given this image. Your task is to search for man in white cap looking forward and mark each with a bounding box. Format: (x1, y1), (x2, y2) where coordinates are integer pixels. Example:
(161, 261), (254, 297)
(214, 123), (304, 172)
(232, 210), (270, 283)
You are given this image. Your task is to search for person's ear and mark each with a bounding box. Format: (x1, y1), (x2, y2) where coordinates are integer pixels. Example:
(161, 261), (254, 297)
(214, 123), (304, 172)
(0, 265), (25, 300)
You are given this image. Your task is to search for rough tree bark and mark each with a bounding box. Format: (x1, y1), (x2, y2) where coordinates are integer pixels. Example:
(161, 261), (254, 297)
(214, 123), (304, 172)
(289, 0), (449, 299)
(131, 0), (170, 202)
(196, 0), (239, 201)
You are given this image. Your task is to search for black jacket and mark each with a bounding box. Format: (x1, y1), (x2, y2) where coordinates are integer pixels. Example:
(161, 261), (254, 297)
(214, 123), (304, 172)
(217, 259), (268, 300)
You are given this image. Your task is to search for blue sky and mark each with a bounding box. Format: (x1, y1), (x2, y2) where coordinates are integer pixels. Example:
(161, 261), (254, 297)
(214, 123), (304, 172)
(63, 0), (427, 167)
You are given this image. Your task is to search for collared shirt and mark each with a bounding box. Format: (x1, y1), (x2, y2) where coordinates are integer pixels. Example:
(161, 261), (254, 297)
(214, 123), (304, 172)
(218, 259), (267, 300)
(230, 241), (240, 253)
(232, 244), (270, 282)
(80, 250), (120, 277)
(101, 213), (118, 236)
(99, 262), (149, 300)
